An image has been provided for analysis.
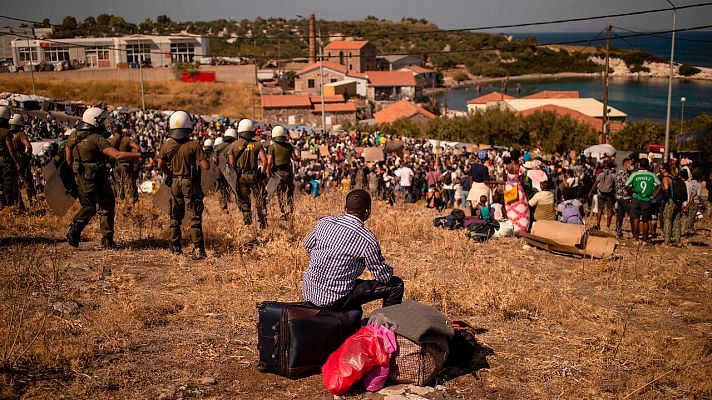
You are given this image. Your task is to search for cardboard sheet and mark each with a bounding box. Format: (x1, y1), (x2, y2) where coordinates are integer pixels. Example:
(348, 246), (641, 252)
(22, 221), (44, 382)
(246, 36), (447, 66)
(531, 220), (586, 248)
(362, 147), (385, 162)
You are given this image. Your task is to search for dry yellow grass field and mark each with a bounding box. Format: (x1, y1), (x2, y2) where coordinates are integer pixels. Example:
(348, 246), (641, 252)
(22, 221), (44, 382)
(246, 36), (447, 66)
(0, 191), (710, 399)
(0, 75), (258, 118)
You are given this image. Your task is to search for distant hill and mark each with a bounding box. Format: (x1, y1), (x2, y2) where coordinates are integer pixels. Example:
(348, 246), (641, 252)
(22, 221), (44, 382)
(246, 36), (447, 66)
(42, 14), (661, 77)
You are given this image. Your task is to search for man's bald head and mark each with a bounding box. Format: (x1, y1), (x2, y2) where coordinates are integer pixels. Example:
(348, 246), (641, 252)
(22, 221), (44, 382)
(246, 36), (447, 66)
(345, 189), (372, 221)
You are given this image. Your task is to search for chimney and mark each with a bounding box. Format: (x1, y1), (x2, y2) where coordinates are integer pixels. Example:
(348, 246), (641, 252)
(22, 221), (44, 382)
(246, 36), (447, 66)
(309, 14), (316, 63)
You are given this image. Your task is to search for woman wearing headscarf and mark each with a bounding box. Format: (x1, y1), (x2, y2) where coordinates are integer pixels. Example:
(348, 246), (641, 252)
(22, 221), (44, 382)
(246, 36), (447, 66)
(466, 150), (493, 213)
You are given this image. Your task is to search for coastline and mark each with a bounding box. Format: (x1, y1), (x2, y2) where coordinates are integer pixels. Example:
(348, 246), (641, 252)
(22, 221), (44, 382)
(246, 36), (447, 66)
(427, 68), (712, 95)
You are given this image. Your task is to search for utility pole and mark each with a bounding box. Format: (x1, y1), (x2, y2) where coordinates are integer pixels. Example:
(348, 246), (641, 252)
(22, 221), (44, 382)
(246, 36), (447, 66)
(139, 55), (146, 111)
(663, 0), (677, 162)
(27, 37), (36, 96)
(318, 24), (326, 135)
(601, 23), (611, 144)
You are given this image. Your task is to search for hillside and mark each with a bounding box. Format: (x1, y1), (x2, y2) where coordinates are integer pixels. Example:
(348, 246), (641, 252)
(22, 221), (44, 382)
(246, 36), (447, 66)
(43, 15), (613, 77)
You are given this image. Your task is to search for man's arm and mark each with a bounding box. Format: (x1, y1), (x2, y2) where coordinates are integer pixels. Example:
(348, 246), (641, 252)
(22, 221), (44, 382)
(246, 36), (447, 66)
(303, 223), (319, 253)
(259, 147), (269, 176)
(102, 147), (141, 161)
(363, 240), (394, 283)
(20, 134), (32, 157)
(5, 138), (20, 170)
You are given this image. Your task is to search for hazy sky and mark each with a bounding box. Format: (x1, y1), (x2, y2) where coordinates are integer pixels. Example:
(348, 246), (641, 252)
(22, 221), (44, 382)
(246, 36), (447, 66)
(4, 0), (712, 32)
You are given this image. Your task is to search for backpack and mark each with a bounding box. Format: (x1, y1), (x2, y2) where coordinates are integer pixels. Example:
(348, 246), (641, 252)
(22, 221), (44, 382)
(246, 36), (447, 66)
(446, 320), (481, 369)
(561, 202), (582, 225)
(442, 172), (452, 185)
(671, 177), (688, 205)
(598, 171), (615, 195)
(466, 220), (499, 242)
(433, 214), (461, 230)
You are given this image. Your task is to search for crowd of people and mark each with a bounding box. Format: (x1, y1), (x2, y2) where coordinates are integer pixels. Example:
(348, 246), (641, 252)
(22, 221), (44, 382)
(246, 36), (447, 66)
(1, 102), (710, 248)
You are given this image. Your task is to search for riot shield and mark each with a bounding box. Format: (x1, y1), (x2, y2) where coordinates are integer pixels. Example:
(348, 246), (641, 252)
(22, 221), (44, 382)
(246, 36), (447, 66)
(152, 183), (172, 215)
(265, 175), (281, 199)
(200, 164), (220, 195)
(44, 161), (77, 217)
(218, 153), (238, 196)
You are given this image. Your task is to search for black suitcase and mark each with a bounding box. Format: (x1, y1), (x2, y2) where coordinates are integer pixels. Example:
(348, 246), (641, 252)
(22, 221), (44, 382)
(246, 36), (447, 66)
(257, 301), (362, 379)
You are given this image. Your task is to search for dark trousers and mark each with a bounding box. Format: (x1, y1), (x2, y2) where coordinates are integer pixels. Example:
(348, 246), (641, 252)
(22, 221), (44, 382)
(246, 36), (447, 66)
(326, 277), (404, 312)
(72, 173), (115, 239)
(616, 198), (631, 235)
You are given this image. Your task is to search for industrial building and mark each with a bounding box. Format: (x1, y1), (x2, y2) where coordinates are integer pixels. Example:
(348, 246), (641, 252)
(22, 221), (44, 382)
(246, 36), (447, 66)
(10, 33), (209, 69)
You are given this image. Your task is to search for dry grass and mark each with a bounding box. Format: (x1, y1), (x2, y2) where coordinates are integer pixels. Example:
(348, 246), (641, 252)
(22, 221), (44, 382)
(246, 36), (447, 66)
(0, 76), (257, 118)
(0, 192), (710, 399)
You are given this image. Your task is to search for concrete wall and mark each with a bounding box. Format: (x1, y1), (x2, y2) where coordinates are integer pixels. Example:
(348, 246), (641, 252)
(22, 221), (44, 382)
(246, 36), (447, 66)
(263, 107), (355, 127)
(13, 64), (257, 84)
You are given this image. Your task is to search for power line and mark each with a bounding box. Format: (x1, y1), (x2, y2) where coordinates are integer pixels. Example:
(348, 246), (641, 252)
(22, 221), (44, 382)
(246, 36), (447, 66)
(517, 28), (608, 99)
(2, 2), (712, 43)
(2, 24), (711, 61)
(613, 24), (712, 44)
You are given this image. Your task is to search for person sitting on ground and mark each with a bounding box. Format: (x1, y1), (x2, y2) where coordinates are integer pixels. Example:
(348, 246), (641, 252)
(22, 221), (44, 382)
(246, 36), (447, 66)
(528, 180), (556, 222)
(473, 195), (492, 220)
(302, 189), (405, 312)
(557, 189), (584, 225)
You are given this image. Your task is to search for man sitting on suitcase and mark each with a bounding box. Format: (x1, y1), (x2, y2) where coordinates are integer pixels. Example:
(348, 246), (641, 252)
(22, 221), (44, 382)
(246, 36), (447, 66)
(302, 189), (405, 311)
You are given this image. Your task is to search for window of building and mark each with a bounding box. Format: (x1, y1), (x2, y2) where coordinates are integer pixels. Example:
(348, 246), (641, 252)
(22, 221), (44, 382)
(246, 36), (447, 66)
(18, 47), (38, 62)
(43, 47), (70, 63)
(331, 78), (337, 83)
(349, 64), (353, 71)
(307, 79), (315, 89)
(339, 51), (344, 65)
(86, 46), (110, 60)
(126, 43), (151, 65)
(170, 42), (195, 63)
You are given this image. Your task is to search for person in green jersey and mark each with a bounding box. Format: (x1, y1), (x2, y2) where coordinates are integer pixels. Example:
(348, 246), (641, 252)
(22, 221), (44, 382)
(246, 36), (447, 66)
(626, 158), (661, 243)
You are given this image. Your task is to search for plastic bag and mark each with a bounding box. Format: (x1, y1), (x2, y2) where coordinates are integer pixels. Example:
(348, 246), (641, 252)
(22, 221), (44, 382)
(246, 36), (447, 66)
(361, 325), (397, 391)
(322, 326), (390, 395)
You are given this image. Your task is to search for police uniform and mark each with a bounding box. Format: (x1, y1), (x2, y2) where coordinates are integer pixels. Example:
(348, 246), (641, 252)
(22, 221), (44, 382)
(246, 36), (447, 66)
(268, 138), (295, 218)
(0, 125), (18, 207)
(12, 129), (35, 205)
(213, 139), (232, 210)
(157, 137), (207, 254)
(227, 137), (266, 227)
(111, 134), (139, 204)
(66, 129), (116, 245)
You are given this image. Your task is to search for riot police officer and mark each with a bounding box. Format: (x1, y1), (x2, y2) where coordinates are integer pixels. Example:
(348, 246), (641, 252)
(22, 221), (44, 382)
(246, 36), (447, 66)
(66, 107), (141, 248)
(213, 128), (236, 211)
(110, 125), (141, 205)
(0, 106), (21, 208)
(267, 125), (299, 219)
(227, 119), (268, 228)
(156, 111), (210, 259)
(9, 113), (35, 207)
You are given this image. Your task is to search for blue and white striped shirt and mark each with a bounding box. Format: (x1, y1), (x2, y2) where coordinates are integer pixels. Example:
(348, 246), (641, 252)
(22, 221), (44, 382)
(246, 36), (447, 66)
(302, 214), (394, 307)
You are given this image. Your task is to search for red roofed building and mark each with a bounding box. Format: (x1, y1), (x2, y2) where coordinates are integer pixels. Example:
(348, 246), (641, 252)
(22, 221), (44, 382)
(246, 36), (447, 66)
(324, 40), (377, 72)
(295, 61), (349, 95)
(523, 90), (580, 99)
(374, 100), (436, 124)
(466, 91), (514, 113)
(366, 71), (419, 101)
(261, 94), (357, 126)
(400, 66), (437, 88)
(518, 104), (624, 133)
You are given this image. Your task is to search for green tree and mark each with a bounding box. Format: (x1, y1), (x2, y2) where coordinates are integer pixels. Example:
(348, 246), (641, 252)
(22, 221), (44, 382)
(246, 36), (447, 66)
(61, 16), (77, 29)
(97, 14), (111, 26)
(612, 120), (665, 152)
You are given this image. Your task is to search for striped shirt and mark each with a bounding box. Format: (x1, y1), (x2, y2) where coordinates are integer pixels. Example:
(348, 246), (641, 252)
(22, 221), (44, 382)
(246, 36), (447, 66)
(302, 214), (394, 307)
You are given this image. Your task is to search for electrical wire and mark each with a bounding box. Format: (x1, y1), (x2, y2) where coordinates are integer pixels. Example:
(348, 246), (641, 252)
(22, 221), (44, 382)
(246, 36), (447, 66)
(1, 2), (711, 42)
(613, 24), (712, 44)
(2, 24), (711, 61)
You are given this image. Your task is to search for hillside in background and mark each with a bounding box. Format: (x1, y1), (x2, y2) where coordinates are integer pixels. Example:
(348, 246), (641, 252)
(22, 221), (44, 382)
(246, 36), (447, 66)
(36, 14), (662, 77)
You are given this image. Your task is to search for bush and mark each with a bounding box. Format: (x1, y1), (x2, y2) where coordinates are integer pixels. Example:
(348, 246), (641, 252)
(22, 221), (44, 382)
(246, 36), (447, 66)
(453, 72), (469, 82)
(630, 64), (651, 74)
(679, 64), (701, 77)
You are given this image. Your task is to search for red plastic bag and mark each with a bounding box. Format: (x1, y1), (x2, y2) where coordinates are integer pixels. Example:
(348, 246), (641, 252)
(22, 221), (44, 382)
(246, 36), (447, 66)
(322, 326), (390, 395)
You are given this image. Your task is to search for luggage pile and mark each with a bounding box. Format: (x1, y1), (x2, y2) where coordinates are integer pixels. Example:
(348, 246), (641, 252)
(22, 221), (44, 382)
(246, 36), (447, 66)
(432, 209), (510, 242)
(257, 300), (484, 394)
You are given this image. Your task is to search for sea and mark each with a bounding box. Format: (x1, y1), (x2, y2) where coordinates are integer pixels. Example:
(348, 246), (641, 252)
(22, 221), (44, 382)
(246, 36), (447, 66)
(437, 31), (712, 121)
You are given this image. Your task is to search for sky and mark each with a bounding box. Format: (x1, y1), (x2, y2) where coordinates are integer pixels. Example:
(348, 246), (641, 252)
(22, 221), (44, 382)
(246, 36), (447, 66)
(3, 0), (712, 33)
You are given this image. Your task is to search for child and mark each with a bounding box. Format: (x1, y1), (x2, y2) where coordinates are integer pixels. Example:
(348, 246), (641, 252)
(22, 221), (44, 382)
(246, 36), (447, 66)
(426, 185), (445, 212)
(557, 188), (584, 224)
(473, 195), (492, 220)
(454, 179), (463, 209)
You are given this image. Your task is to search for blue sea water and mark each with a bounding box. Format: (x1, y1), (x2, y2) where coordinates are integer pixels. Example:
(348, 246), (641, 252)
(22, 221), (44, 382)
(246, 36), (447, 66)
(513, 31), (712, 68)
(437, 32), (712, 121)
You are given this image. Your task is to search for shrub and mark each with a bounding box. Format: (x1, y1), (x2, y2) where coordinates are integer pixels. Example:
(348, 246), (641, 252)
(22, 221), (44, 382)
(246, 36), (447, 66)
(679, 64), (701, 77)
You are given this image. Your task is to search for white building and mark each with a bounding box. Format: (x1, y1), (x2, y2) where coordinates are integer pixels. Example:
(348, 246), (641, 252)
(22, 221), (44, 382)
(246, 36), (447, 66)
(11, 34), (209, 69)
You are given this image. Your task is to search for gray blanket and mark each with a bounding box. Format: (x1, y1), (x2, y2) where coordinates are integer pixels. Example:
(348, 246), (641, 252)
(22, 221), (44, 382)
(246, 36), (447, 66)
(372, 300), (454, 346)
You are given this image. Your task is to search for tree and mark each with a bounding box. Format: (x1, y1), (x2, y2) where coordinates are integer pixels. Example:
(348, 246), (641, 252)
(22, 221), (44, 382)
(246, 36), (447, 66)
(679, 64), (701, 77)
(83, 16), (96, 26)
(97, 14), (111, 26)
(453, 72), (468, 82)
(156, 14), (172, 25)
(61, 16), (77, 30)
(612, 120), (664, 152)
